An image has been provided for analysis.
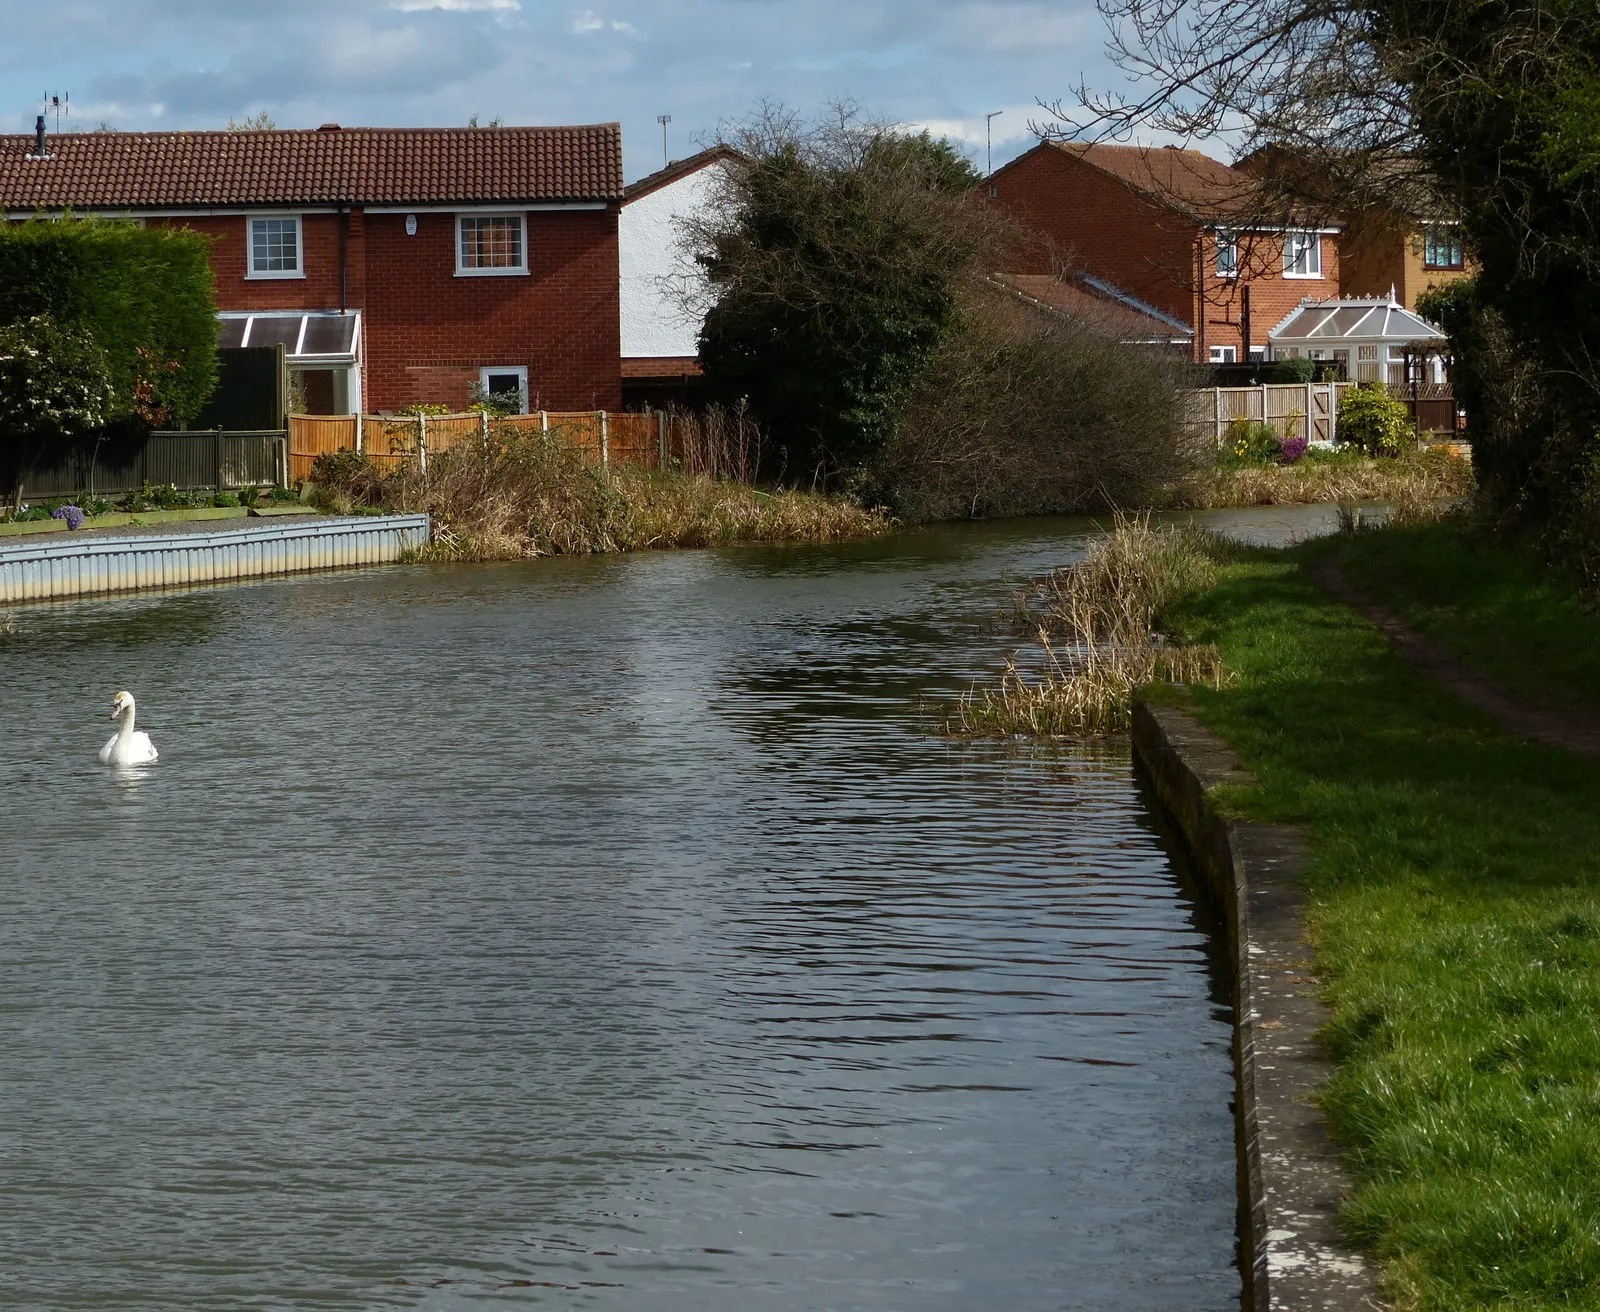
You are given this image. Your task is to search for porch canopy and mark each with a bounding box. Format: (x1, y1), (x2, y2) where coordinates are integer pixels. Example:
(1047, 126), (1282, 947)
(216, 311), (360, 365)
(1268, 295), (1446, 384)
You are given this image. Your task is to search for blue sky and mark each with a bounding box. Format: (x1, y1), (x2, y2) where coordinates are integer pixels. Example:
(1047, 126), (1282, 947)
(1, 0), (1133, 182)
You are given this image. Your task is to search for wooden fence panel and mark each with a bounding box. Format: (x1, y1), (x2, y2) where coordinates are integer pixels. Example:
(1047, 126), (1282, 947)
(288, 410), (671, 483)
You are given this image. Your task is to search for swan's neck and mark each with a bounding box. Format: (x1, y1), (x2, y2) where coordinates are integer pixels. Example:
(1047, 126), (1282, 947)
(118, 704), (136, 741)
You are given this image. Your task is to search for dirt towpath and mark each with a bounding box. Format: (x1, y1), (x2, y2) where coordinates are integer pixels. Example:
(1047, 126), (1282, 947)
(1314, 555), (1600, 760)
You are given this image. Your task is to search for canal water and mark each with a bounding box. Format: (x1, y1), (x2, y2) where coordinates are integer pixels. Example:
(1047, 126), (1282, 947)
(0, 513), (1295, 1310)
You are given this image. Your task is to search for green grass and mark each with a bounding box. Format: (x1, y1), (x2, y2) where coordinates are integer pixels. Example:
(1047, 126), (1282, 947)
(1165, 541), (1600, 1311)
(1334, 522), (1600, 714)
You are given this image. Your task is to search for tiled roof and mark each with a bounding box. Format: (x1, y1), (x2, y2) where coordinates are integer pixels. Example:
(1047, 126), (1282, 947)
(0, 124), (624, 211)
(1047, 141), (1254, 216)
(624, 145), (740, 203)
(994, 273), (1193, 341)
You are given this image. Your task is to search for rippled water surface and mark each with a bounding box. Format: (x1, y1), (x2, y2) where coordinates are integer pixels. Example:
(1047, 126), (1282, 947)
(1, 517), (1251, 1310)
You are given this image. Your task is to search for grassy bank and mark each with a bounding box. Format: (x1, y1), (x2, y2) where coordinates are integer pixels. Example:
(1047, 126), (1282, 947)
(1185, 447), (1472, 510)
(1161, 531), (1600, 1311)
(309, 434), (891, 560)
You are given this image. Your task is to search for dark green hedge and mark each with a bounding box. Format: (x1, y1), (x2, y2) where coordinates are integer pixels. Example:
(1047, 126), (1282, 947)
(0, 216), (218, 427)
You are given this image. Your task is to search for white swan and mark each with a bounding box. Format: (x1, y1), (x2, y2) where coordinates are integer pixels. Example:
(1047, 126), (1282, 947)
(99, 690), (159, 765)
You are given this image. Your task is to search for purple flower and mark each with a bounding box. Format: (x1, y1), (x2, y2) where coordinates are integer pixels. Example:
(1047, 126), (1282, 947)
(1280, 437), (1309, 465)
(51, 504), (86, 530)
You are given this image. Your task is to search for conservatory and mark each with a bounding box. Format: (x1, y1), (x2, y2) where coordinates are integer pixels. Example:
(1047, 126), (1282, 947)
(1268, 295), (1448, 387)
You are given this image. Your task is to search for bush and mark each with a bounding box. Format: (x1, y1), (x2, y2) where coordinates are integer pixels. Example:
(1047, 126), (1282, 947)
(1338, 382), (1413, 457)
(0, 314), (117, 502)
(1280, 436), (1309, 464)
(1223, 417), (1282, 464)
(0, 217), (217, 427)
(211, 491), (240, 507)
(875, 284), (1200, 519)
(1272, 355), (1317, 383)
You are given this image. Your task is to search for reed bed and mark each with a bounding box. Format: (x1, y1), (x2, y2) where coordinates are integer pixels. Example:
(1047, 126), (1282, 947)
(1189, 448), (1473, 509)
(309, 424), (889, 561)
(953, 514), (1233, 737)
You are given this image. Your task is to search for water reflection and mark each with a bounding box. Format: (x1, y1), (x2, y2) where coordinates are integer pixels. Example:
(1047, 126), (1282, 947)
(0, 516), (1244, 1311)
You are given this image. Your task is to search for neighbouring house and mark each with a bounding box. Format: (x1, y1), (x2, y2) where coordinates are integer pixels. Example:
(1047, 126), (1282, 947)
(0, 118), (625, 414)
(1234, 146), (1474, 312)
(983, 141), (1341, 365)
(1269, 295), (1449, 386)
(618, 145), (737, 410)
(989, 272), (1193, 352)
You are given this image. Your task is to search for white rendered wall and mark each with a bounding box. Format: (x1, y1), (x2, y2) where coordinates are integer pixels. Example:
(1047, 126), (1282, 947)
(619, 163), (727, 359)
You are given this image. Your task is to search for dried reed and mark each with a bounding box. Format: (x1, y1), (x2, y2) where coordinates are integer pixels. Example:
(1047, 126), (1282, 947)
(953, 513), (1232, 737)
(1189, 448), (1473, 510)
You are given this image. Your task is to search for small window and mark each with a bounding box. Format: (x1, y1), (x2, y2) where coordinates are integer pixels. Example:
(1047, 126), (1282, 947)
(1209, 345), (1238, 364)
(479, 366), (529, 413)
(1423, 224), (1464, 270)
(458, 215), (527, 275)
(1283, 230), (1321, 278)
(1215, 230), (1239, 278)
(248, 216), (303, 278)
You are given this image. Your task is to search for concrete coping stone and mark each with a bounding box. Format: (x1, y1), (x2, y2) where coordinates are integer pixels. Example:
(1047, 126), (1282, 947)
(1132, 695), (1388, 1312)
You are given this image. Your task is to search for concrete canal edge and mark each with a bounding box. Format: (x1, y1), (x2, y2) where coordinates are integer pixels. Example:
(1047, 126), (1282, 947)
(1131, 696), (1388, 1312)
(0, 513), (431, 604)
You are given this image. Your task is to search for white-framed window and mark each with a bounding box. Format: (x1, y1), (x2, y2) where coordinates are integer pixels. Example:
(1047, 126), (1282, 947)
(1215, 229), (1239, 278)
(247, 216), (303, 279)
(1209, 345), (1238, 364)
(479, 366), (529, 413)
(457, 214), (527, 276)
(1283, 230), (1322, 278)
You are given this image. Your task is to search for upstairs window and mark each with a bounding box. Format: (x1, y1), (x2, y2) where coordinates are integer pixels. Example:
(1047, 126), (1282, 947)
(1283, 230), (1322, 278)
(248, 216), (302, 278)
(457, 214), (527, 275)
(1423, 224), (1464, 270)
(1215, 230), (1239, 278)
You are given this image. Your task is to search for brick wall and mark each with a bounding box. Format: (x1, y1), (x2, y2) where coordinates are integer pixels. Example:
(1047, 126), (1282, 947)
(985, 144), (1341, 361)
(159, 205), (622, 412)
(362, 209), (620, 412)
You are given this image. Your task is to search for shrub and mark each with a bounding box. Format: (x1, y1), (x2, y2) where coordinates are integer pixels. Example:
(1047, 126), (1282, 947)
(50, 504), (86, 529)
(1224, 417), (1283, 464)
(1272, 355), (1317, 383)
(0, 217), (217, 426)
(309, 449), (386, 505)
(1280, 436), (1309, 464)
(1338, 382), (1413, 457)
(0, 314), (117, 503)
(212, 491), (240, 507)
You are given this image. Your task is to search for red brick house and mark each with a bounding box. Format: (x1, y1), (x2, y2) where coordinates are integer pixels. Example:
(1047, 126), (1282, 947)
(0, 120), (624, 414)
(985, 141), (1341, 364)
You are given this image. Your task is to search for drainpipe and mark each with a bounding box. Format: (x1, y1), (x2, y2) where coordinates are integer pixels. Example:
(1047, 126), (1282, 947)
(337, 205), (349, 314)
(1241, 283), (1253, 371)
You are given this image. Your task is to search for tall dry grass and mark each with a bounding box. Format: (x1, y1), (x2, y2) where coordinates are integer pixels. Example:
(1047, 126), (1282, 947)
(954, 514), (1232, 737)
(311, 422), (889, 560)
(1189, 447), (1473, 509)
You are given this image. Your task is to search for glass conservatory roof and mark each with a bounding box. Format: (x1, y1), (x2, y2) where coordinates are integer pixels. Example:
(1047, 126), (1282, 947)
(215, 312), (360, 362)
(1269, 298), (1446, 344)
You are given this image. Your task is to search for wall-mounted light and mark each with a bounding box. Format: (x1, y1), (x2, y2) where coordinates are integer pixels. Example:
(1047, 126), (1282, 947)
(405, 214), (418, 236)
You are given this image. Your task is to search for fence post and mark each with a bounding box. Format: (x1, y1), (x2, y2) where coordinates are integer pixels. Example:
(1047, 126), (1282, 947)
(214, 428), (223, 491)
(600, 410), (609, 466)
(1329, 384), (1339, 446)
(417, 412), (428, 474)
(355, 414), (364, 454)
(1260, 382), (1269, 426)
(657, 409), (667, 468)
(540, 410), (549, 434)
(1213, 387), (1222, 444)
(480, 409), (490, 449)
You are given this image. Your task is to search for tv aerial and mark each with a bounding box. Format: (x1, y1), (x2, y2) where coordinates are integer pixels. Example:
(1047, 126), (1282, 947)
(43, 92), (70, 131)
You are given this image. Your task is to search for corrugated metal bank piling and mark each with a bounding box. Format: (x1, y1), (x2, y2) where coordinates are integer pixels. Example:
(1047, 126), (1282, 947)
(0, 514), (431, 604)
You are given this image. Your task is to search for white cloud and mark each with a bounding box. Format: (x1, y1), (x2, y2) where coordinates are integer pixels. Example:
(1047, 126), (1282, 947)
(570, 9), (635, 34)
(391, 0), (518, 10)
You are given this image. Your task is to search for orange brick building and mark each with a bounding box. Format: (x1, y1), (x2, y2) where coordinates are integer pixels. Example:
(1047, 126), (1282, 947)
(984, 141), (1341, 363)
(0, 121), (624, 414)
